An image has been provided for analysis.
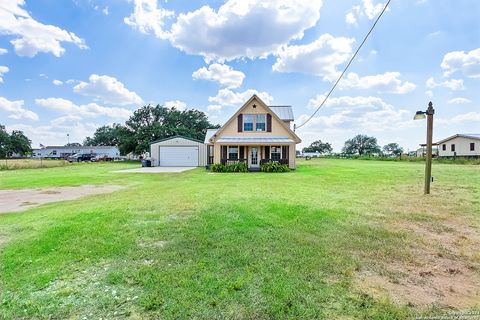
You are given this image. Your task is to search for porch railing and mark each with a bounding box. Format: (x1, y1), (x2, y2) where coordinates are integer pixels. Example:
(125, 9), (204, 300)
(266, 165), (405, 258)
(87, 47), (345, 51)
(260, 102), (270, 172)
(221, 158), (247, 165)
(260, 158), (289, 165)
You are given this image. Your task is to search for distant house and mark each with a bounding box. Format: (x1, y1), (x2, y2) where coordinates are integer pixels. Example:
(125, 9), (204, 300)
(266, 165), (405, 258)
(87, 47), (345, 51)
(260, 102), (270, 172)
(32, 146), (120, 159)
(416, 145), (439, 157)
(301, 151), (323, 158)
(436, 134), (480, 158)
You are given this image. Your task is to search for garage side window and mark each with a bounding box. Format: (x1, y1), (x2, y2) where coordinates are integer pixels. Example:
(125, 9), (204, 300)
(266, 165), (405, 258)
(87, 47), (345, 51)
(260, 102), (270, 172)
(228, 147), (239, 160)
(442, 144), (446, 151)
(451, 144), (455, 152)
(471, 143), (475, 151)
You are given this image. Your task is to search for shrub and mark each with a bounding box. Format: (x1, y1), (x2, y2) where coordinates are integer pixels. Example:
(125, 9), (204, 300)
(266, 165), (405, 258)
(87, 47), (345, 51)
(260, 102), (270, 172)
(210, 162), (248, 173)
(260, 161), (290, 173)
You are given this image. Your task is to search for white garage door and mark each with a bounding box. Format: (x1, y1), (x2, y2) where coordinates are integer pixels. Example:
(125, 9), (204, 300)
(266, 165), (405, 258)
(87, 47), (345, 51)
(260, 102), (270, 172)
(159, 146), (199, 166)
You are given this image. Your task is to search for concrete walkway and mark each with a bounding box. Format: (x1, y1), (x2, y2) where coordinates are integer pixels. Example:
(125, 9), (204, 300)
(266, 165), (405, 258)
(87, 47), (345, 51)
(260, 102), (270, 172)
(114, 167), (196, 173)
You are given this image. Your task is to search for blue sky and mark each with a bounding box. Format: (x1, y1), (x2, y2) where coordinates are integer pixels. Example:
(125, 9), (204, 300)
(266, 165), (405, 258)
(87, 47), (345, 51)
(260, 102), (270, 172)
(0, 0), (479, 152)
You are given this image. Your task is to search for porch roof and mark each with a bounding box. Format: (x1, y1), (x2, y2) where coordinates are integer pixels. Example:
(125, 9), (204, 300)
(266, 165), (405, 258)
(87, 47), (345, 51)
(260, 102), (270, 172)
(216, 136), (294, 144)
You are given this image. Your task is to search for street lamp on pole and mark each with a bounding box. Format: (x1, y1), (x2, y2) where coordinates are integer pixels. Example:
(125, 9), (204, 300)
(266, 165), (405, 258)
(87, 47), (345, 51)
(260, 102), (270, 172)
(414, 101), (435, 194)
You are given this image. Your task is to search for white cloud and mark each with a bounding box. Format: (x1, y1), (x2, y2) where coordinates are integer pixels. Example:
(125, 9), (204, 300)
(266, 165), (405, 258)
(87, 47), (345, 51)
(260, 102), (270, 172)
(164, 100), (187, 111)
(0, 48), (7, 55)
(207, 104), (223, 111)
(52, 79), (63, 86)
(0, 96), (38, 120)
(0, 0), (87, 57)
(425, 90), (433, 98)
(192, 63), (245, 88)
(208, 88), (273, 108)
(426, 77), (464, 91)
(73, 74), (143, 106)
(441, 48), (480, 78)
(102, 6), (109, 16)
(447, 97), (471, 105)
(124, 0), (174, 40)
(340, 72), (416, 94)
(0, 65), (9, 83)
(273, 33), (354, 81)
(135, 0), (324, 61)
(345, 11), (357, 25)
(346, 0), (386, 26)
(35, 97), (132, 119)
(450, 112), (480, 123)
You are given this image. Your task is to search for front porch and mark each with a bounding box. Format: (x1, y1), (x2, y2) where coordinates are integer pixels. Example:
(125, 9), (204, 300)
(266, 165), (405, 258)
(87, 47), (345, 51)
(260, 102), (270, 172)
(208, 145), (292, 170)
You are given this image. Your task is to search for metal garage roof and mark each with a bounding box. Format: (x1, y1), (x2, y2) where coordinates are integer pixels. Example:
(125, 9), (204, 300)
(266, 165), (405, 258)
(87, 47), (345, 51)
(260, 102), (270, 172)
(216, 136), (294, 144)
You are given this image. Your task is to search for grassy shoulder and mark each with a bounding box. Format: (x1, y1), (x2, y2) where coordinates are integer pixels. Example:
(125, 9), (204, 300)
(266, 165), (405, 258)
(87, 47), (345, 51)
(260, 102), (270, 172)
(0, 159), (478, 319)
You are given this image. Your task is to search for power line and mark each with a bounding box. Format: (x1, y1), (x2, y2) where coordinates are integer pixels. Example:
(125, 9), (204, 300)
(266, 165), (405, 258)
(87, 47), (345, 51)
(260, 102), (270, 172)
(295, 0), (392, 130)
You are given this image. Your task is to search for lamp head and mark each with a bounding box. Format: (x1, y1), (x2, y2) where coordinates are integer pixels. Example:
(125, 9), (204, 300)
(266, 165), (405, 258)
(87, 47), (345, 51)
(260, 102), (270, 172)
(414, 111), (426, 120)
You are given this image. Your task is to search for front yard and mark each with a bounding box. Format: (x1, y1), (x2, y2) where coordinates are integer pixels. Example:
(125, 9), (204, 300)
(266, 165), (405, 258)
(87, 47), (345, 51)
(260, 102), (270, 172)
(0, 159), (478, 319)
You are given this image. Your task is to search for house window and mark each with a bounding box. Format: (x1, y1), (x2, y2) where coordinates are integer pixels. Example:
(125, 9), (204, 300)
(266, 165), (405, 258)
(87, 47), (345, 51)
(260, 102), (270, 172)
(243, 114), (253, 131)
(442, 144), (446, 151)
(271, 146), (281, 160)
(451, 144), (455, 152)
(470, 143), (475, 151)
(228, 146), (239, 160)
(52, 150), (57, 155)
(256, 114), (266, 131)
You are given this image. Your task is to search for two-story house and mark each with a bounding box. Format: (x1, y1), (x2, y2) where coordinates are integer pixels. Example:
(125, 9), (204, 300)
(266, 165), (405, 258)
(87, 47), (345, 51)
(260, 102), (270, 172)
(205, 94), (301, 170)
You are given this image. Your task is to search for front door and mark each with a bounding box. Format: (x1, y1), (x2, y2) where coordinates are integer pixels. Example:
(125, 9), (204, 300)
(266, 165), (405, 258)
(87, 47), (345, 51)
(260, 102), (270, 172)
(249, 146), (259, 168)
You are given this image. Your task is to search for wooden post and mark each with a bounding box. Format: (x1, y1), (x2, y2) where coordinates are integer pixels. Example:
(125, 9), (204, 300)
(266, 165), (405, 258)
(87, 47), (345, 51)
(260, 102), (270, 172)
(424, 102), (434, 195)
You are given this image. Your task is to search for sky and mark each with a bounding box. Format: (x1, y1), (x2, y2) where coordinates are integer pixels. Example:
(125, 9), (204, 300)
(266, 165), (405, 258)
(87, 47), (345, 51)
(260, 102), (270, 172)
(0, 0), (479, 152)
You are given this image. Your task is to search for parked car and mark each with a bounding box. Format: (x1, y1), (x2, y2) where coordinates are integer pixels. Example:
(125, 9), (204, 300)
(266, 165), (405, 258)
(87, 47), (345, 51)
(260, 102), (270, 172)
(91, 154), (113, 162)
(68, 153), (96, 162)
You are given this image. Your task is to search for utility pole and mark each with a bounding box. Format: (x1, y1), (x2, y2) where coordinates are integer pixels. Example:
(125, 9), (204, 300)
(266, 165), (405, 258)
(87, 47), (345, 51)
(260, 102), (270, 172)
(424, 102), (434, 194)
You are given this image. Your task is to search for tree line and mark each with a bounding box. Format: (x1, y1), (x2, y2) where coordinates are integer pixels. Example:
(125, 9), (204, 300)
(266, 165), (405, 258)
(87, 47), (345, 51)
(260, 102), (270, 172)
(84, 104), (219, 155)
(0, 125), (31, 158)
(302, 134), (404, 157)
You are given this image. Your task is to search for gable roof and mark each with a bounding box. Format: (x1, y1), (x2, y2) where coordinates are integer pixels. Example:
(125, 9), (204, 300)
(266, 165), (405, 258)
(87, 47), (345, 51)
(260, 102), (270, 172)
(269, 106), (294, 121)
(436, 133), (480, 145)
(209, 94), (301, 144)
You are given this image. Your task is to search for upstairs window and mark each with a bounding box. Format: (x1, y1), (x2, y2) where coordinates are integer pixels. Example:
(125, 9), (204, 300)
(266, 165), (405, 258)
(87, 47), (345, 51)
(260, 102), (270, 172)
(256, 114), (266, 131)
(228, 146), (239, 160)
(451, 144), (455, 152)
(442, 144), (446, 151)
(470, 143), (475, 151)
(243, 114), (253, 131)
(271, 146), (281, 160)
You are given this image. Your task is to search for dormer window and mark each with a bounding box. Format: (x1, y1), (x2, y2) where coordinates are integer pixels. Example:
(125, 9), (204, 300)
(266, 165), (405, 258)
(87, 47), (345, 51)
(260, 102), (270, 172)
(243, 114), (254, 131)
(256, 114), (266, 131)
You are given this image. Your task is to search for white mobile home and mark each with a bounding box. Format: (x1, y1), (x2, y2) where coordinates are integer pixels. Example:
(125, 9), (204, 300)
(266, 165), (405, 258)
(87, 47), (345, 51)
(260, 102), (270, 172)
(32, 146), (120, 159)
(436, 134), (480, 158)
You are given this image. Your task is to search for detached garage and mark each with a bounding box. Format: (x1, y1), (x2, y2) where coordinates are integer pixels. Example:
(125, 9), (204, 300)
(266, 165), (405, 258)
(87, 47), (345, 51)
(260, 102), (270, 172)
(150, 136), (207, 167)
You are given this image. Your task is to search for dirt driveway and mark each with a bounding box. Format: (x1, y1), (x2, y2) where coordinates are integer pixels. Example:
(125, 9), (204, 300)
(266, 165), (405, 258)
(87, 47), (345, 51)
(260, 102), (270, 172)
(0, 185), (124, 214)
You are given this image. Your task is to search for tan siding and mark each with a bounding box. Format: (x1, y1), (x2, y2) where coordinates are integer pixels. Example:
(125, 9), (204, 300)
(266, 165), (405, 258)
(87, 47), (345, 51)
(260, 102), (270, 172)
(215, 98), (295, 138)
(289, 143), (296, 169)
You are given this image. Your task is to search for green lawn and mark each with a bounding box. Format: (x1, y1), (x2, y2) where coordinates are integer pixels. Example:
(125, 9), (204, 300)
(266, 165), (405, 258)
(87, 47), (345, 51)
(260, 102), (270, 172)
(0, 159), (478, 319)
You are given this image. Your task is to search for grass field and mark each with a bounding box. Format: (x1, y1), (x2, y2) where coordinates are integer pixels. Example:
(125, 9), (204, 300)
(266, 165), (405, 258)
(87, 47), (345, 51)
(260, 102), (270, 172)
(0, 159), (478, 319)
(0, 159), (72, 170)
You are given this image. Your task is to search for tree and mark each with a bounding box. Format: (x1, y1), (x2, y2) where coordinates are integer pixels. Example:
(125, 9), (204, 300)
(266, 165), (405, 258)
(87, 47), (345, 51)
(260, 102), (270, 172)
(83, 105), (219, 155)
(9, 130), (31, 156)
(342, 134), (380, 155)
(383, 143), (404, 157)
(83, 123), (125, 146)
(0, 125), (9, 158)
(302, 140), (332, 154)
